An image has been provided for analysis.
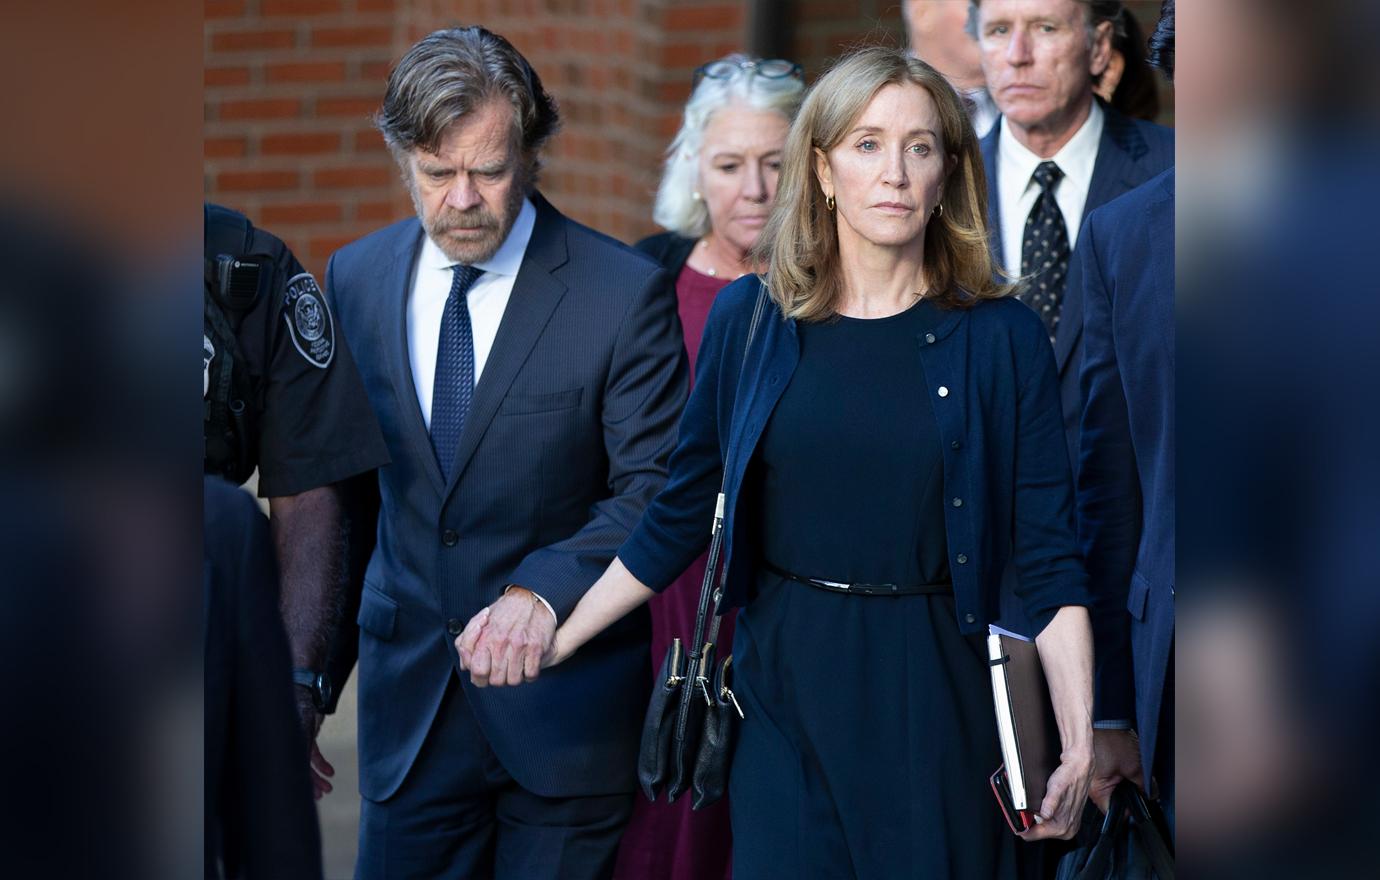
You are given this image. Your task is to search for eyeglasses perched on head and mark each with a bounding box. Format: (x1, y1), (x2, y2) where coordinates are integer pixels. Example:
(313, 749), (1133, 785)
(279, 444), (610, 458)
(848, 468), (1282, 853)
(693, 57), (803, 88)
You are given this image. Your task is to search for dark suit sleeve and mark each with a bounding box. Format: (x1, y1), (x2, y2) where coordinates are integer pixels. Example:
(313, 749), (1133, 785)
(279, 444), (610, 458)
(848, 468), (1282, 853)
(618, 278), (746, 591)
(209, 483), (324, 879)
(1074, 215), (1141, 725)
(508, 266), (689, 621)
(1009, 306), (1094, 633)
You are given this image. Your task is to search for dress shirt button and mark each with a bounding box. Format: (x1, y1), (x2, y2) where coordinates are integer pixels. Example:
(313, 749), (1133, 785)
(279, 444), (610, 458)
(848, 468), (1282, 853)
(952, 497), (963, 508)
(951, 440), (961, 450)
(924, 332), (936, 344)
(956, 553), (968, 565)
(964, 612), (977, 624)
(446, 618), (463, 636)
(937, 386), (949, 398)
(441, 529), (459, 547)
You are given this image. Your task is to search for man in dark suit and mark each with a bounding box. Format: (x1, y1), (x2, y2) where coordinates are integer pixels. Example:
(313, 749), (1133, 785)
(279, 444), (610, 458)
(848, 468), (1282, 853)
(1075, 167), (1173, 825)
(325, 27), (687, 879)
(204, 476), (323, 879)
(1076, 0), (1175, 832)
(972, 0), (1174, 466)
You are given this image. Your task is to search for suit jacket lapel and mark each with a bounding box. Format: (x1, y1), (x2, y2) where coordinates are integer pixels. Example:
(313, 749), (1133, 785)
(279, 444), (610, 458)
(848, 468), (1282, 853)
(1053, 105), (1148, 372)
(379, 221), (448, 494)
(1083, 105), (1148, 232)
(442, 194), (570, 498)
(982, 124), (1004, 269)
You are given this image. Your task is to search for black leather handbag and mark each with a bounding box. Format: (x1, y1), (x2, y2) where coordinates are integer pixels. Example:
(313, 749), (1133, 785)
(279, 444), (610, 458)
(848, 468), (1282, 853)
(637, 284), (767, 810)
(1055, 781), (1175, 880)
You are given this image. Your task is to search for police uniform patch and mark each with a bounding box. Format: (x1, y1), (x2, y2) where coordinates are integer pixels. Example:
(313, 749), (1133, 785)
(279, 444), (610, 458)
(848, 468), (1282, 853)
(283, 272), (334, 369)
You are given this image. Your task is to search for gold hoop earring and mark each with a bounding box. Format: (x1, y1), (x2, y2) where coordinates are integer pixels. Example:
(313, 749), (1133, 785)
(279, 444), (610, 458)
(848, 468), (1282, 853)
(825, 194), (836, 212)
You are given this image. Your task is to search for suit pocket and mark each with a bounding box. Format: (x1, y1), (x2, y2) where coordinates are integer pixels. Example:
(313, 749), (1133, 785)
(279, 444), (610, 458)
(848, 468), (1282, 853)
(1127, 570), (1151, 621)
(498, 388), (582, 415)
(358, 583), (398, 641)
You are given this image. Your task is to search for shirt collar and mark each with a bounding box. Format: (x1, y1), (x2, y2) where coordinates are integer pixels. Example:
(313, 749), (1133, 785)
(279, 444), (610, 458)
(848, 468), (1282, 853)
(999, 99), (1105, 192)
(418, 196), (537, 276)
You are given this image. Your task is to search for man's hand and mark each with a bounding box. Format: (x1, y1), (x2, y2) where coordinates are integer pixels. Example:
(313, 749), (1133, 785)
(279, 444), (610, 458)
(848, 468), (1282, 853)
(454, 586), (556, 687)
(1018, 749), (1094, 842)
(1089, 728), (1145, 812)
(294, 689), (334, 799)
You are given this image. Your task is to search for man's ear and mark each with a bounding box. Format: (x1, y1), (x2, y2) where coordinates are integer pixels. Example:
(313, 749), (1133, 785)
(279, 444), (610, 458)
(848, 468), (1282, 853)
(1089, 19), (1115, 79)
(813, 146), (833, 199)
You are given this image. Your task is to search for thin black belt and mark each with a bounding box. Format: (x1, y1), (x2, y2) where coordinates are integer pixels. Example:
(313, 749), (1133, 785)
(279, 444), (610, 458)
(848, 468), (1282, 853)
(763, 561), (953, 597)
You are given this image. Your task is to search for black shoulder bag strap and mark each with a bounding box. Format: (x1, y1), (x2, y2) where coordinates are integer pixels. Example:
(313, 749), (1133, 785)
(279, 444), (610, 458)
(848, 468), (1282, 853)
(679, 282), (770, 708)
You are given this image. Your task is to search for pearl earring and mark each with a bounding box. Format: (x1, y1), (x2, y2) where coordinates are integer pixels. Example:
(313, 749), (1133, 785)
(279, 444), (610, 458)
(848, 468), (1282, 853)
(692, 191), (702, 201)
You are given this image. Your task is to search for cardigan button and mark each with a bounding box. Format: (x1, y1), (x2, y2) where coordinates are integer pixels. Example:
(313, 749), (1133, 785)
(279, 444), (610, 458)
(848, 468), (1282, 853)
(951, 440), (961, 450)
(956, 553), (968, 564)
(937, 386), (949, 398)
(964, 612), (977, 624)
(924, 332), (936, 344)
(952, 497), (963, 508)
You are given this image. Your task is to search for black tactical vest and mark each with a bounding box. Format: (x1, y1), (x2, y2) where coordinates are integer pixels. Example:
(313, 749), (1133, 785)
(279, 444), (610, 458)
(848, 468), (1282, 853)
(203, 206), (267, 485)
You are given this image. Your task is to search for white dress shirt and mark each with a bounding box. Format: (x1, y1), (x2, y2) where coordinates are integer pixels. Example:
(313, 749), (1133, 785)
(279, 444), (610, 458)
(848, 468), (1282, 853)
(408, 197), (536, 429)
(406, 197), (557, 621)
(996, 101), (1104, 276)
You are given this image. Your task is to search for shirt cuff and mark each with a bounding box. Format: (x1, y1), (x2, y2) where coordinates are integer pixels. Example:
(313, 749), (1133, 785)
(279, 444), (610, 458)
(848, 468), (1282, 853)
(1093, 719), (1134, 731)
(505, 584), (558, 625)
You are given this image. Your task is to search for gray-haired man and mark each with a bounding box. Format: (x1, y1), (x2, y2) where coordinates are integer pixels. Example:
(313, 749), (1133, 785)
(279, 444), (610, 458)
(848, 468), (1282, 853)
(325, 26), (686, 879)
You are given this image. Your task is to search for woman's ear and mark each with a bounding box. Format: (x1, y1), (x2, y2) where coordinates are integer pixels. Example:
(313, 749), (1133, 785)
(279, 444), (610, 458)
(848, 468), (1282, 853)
(813, 146), (833, 199)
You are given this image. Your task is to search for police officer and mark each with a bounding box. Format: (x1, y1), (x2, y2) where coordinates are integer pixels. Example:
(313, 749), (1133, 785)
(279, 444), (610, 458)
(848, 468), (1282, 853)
(204, 203), (389, 797)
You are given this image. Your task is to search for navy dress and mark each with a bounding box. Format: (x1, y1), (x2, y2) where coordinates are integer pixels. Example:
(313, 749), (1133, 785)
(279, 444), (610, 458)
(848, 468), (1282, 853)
(728, 302), (1034, 879)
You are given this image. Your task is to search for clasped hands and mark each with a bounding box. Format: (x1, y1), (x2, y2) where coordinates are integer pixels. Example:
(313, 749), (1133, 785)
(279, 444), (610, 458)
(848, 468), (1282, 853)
(454, 585), (563, 687)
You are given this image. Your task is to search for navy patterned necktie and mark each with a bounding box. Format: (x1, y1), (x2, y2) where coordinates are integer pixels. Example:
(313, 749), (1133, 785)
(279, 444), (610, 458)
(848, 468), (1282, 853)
(430, 264), (484, 481)
(1019, 161), (1069, 342)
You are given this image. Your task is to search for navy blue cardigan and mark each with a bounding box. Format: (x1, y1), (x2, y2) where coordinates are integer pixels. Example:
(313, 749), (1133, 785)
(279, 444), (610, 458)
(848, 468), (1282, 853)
(619, 275), (1091, 635)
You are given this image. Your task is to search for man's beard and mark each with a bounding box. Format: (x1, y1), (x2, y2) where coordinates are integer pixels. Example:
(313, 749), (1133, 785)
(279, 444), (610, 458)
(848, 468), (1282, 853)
(412, 175), (527, 266)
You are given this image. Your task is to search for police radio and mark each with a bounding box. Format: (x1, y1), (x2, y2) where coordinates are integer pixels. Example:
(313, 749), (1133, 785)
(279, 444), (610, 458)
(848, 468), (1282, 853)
(210, 253), (272, 318)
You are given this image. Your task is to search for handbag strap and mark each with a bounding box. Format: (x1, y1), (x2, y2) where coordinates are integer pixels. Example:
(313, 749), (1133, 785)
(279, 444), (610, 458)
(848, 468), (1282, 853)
(687, 281), (770, 667)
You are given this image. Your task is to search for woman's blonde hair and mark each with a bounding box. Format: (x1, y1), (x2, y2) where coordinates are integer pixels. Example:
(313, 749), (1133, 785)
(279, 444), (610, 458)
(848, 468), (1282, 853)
(755, 46), (1010, 320)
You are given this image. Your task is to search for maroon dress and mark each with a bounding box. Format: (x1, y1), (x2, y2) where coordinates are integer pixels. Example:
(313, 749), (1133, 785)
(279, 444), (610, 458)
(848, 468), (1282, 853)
(613, 264), (736, 880)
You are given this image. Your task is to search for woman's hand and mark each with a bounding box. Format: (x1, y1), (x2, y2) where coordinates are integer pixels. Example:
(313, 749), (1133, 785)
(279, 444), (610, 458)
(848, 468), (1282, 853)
(1023, 604), (1096, 841)
(1019, 747), (1094, 841)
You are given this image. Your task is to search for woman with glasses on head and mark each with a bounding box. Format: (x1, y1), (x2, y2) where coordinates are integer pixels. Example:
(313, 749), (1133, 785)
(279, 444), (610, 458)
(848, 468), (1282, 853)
(614, 52), (805, 880)
(518, 47), (1096, 878)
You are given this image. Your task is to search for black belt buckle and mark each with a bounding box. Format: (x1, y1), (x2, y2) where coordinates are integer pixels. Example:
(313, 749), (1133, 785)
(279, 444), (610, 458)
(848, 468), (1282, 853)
(848, 581), (899, 596)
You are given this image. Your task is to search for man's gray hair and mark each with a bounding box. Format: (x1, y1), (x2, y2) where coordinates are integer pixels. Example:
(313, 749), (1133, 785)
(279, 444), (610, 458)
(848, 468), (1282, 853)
(652, 55), (806, 239)
(375, 26), (560, 168)
(966, 0), (1127, 43)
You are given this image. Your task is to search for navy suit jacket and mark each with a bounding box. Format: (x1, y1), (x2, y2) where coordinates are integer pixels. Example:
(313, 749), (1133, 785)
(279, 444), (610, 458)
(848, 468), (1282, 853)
(327, 194), (688, 800)
(981, 103), (1174, 468)
(1074, 169), (1175, 780)
(619, 276), (1091, 636)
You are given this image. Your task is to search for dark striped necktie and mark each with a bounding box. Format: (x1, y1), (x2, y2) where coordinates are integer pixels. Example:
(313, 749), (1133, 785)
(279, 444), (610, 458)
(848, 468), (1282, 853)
(430, 264), (484, 481)
(1019, 161), (1069, 342)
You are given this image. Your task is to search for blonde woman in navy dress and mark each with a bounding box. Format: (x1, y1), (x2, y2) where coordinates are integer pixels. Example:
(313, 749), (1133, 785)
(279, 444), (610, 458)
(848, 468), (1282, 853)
(468, 47), (1096, 879)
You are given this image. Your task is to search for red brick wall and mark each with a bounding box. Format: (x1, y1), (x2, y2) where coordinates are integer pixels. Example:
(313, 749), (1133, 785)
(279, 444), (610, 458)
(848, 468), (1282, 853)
(204, 1), (1171, 279)
(205, 0), (747, 279)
